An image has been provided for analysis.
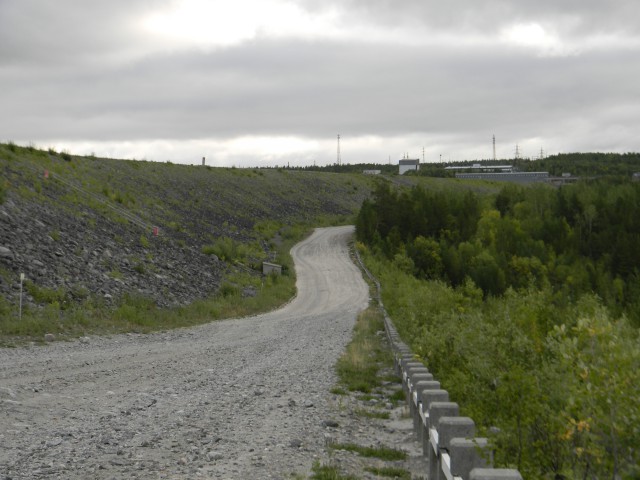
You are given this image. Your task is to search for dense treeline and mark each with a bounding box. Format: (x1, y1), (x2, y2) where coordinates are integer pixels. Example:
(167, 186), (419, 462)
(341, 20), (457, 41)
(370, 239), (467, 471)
(289, 163), (398, 174)
(356, 178), (640, 478)
(411, 152), (640, 178)
(357, 178), (640, 325)
(518, 152), (640, 177)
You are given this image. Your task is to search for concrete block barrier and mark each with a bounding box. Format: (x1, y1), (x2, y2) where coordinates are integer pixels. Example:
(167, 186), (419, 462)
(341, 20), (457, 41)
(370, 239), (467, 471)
(353, 247), (523, 480)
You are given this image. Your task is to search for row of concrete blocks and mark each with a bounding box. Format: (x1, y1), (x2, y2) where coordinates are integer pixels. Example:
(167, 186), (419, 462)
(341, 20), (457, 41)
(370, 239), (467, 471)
(384, 317), (524, 480)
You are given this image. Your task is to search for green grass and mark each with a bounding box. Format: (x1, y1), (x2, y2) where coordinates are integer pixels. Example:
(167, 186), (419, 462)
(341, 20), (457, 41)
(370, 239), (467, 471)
(310, 462), (359, 480)
(328, 443), (407, 461)
(364, 466), (411, 479)
(334, 307), (391, 393)
(24, 282), (66, 305)
(354, 408), (391, 420)
(0, 215), (307, 344)
(389, 389), (405, 402)
(0, 269), (296, 345)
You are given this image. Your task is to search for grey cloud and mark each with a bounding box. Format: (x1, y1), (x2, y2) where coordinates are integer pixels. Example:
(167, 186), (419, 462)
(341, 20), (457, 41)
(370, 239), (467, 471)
(0, 0), (156, 65)
(4, 38), (638, 143)
(1, 0), (638, 162)
(305, 0), (640, 37)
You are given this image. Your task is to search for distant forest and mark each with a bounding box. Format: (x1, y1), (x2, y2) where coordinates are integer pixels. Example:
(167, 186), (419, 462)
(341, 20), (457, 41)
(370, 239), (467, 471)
(293, 152), (640, 178)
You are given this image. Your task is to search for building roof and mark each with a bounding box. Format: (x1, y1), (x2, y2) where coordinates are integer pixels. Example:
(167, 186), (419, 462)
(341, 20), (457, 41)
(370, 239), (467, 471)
(445, 165), (513, 170)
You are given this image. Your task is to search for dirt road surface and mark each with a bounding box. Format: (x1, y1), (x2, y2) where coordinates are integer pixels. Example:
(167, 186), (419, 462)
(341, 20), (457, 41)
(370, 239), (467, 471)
(0, 226), (371, 479)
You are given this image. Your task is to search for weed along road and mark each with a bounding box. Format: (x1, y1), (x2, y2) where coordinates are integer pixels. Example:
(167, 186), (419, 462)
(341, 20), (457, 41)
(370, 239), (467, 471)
(0, 225), (370, 479)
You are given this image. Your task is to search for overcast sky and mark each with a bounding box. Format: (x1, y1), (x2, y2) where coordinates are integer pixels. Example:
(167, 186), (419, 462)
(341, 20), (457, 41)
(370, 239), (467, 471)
(1, 0), (639, 167)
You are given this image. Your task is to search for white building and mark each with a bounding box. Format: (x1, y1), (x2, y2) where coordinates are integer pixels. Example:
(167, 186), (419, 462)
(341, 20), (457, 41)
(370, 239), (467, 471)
(399, 159), (420, 175)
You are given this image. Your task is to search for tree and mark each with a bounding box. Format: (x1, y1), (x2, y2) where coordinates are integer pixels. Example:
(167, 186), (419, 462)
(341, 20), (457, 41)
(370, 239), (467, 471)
(409, 236), (443, 279)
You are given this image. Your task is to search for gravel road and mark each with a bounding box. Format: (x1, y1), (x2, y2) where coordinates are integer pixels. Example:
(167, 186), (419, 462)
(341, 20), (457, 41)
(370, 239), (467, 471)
(0, 225), (371, 479)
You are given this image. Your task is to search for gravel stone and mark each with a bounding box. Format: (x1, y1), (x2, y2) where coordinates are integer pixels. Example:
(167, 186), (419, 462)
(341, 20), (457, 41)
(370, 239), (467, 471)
(0, 226), (429, 479)
(0, 227), (371, 479)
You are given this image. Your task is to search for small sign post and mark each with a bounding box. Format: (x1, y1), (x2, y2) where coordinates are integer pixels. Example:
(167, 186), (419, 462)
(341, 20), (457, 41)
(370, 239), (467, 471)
(19, 273), (25, 320)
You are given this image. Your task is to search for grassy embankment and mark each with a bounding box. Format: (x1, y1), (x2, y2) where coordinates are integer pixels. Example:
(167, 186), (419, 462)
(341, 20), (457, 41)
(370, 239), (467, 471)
(0, 142), (374, 343)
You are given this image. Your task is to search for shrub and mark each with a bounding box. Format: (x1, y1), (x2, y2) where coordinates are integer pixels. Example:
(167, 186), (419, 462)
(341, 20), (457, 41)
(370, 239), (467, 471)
(25, 282), (66, 306)
(218, 282), (240, 298)
(139, 235), (150, 248)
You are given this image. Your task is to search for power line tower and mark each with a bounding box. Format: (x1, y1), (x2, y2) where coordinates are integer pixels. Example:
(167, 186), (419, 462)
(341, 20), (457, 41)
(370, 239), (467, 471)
(515, 144), (521, 160)
(337, 134), (341, 166)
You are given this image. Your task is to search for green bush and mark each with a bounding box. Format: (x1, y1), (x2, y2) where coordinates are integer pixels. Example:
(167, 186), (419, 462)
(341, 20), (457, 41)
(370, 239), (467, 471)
(202, 237), (265, 264)
(362, 246), (640, 478)
(25, 281), (66, 306)
(218, 282), (240, 298)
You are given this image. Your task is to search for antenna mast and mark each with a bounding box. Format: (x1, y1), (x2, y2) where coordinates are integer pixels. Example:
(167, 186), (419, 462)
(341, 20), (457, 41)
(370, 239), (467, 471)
(493, 135), (496, 161)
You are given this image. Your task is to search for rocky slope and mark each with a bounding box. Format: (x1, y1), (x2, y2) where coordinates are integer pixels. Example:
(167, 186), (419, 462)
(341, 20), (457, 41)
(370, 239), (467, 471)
(0, 144), (372, 313)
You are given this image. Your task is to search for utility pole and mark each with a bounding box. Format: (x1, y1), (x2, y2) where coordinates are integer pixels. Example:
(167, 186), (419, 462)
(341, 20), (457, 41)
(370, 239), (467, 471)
(337, 134), (341, 166)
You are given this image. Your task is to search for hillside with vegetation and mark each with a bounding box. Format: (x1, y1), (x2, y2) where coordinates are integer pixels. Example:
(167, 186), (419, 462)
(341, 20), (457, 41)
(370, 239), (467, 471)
(356, 177), (640, 478)
(0, 143), (374, 342)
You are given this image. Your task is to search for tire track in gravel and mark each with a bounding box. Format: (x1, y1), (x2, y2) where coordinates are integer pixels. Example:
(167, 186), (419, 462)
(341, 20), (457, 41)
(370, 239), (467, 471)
(0, 225), (370, 479)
